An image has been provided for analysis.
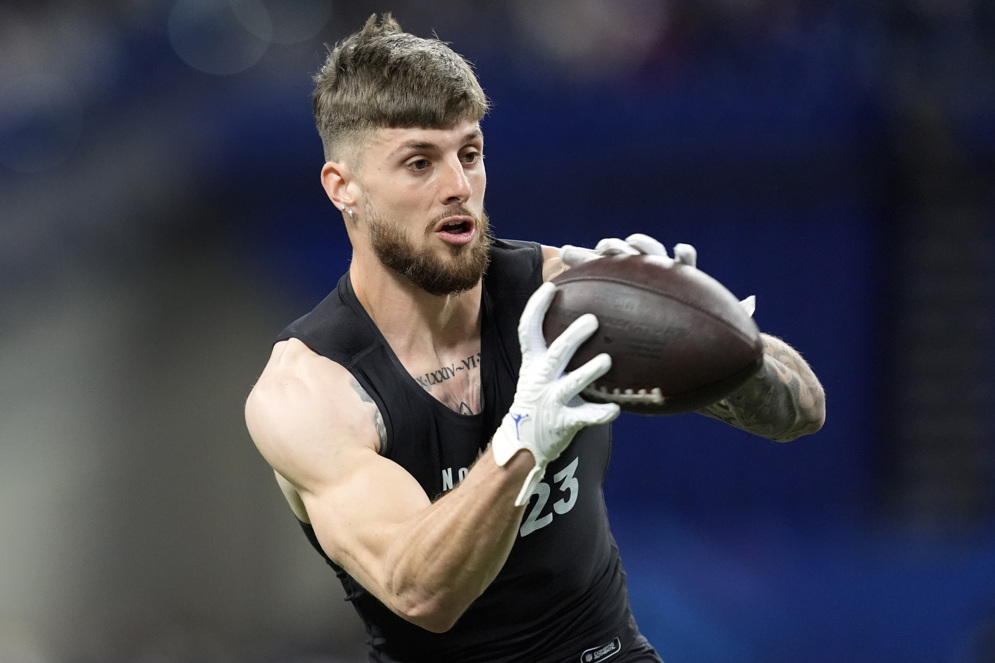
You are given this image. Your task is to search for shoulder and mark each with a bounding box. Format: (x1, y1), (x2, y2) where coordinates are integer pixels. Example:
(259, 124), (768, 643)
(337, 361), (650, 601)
(492, 240), (565, 281)
(277, 273), (378, 363)
(245, 338), (385, 485)
(540, 244), (567, 281)
(487, 238), (543, 276)
(483, 239), (548, 299)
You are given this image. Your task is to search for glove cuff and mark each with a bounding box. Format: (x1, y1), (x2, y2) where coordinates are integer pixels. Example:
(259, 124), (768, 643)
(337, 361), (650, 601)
(513, 464), (546, 507)
(491, 419), (545, 507)
(491, 420), (521, 467)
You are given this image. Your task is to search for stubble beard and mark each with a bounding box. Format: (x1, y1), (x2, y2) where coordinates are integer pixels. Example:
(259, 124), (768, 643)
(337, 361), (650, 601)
(366, 202), (493, 297)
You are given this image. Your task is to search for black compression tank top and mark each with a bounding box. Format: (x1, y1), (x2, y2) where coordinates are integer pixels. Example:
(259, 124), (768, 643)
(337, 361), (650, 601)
(276, 239), (652, 663)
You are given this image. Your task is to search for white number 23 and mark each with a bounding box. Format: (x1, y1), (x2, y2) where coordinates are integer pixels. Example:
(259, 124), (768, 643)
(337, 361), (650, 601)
(519, 457), (580, 537)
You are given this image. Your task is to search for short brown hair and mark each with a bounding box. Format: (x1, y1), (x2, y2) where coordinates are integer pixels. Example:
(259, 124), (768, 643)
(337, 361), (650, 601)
(312, 13), (491, 162)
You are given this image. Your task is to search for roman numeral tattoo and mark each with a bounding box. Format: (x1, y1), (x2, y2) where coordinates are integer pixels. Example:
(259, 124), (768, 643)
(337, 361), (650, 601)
(414, 352), (481, 389)
(413, 352), (482, 416)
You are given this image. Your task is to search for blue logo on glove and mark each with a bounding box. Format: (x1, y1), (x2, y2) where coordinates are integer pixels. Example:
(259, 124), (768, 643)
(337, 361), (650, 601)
(510, 411), (530, 440)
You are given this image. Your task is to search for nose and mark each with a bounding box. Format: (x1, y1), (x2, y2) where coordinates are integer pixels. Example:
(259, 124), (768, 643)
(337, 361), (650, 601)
(440, 156), (472, 205)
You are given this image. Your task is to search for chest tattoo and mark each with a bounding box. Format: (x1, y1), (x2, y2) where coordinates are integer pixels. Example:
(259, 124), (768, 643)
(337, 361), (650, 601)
(413, 352), (481, 389)
(414, 352), (482, 415)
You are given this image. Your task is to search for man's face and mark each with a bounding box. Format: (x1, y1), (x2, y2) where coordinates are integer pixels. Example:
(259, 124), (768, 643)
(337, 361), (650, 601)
(355, 121), (490, 296)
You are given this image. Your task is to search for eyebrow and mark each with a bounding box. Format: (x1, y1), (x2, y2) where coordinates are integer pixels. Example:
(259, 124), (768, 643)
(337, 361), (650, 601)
(391, 130), (483, 157)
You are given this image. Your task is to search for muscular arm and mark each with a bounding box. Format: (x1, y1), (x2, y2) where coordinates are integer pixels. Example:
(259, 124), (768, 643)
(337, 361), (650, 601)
(698, 333), (826, 442)
(245, 339), (533, 633)
(542, 243), (825, 441)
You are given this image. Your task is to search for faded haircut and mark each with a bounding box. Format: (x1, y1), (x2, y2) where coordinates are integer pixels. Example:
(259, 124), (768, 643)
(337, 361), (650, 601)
(312, 13), (491, 163)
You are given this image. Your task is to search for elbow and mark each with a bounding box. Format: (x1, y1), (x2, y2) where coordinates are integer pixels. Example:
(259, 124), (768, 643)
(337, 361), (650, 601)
(808, 402), (827, 436)
(799, 386), (827, 438)
(408, 609), (461, 634)
(774, 415), (824, 443)
(775, 396), (826, 443)
(392, 592), (467, 633)
(383, 574), (477, 633)
(376, 548), (487, 633)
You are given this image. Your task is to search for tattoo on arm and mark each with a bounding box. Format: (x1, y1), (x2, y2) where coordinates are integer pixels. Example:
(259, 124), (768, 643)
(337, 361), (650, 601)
(700, 334), (825, 442)
(350, 377), (388, 448)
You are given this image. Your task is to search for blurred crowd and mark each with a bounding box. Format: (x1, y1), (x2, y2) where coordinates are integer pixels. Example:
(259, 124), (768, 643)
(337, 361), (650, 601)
(1, 2), (992, 661)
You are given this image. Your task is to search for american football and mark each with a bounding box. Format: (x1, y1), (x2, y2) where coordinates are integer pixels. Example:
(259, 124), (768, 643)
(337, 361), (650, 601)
(543, 254), (764, 415)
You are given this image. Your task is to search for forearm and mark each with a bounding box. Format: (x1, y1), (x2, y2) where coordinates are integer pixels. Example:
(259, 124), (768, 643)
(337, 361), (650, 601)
(378, 281), (618, 630)
(699, 333), (825, 442)
(380, 448), (531, 631)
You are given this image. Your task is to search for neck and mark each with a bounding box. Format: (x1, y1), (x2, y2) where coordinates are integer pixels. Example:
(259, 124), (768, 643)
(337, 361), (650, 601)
(350, 255), (483, 357)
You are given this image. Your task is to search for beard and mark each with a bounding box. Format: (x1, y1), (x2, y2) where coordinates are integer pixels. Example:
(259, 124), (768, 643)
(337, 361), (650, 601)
(366, 202), (493, 297)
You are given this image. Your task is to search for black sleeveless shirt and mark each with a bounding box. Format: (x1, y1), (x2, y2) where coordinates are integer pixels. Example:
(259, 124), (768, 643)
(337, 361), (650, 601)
(276, 239), (651, 663)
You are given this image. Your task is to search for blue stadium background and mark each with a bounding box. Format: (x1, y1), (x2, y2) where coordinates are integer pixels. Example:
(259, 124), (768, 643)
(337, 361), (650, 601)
(0, 2), (992, 661)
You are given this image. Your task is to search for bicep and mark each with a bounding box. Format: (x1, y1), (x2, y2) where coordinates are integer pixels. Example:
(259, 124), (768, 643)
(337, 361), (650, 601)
(301, 445), (434, 588)
(245, 351), (433, 594)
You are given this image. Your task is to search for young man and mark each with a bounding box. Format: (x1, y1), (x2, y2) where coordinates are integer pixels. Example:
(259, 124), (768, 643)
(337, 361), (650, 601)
(244, 14), (825, 663)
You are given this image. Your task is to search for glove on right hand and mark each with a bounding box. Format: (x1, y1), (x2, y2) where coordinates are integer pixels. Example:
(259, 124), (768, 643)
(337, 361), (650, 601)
(491, 283), (620, 506)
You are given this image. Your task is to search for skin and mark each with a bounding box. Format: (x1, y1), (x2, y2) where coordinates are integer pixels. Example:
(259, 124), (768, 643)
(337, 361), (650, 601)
(245, 120), (825, 634)
(700, 334), (826, 442)
(543, 250), (826, 441)
(246, 120), (535, 633)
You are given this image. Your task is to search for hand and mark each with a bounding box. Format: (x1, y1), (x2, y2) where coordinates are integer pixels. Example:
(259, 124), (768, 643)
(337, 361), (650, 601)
(492, 283), (620, 506)
(560, 233), (755, 316)
(561, 233), (697, 269)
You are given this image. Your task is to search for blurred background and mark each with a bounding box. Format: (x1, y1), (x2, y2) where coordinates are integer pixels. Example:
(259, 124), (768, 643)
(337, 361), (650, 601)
(1, 0), (993, 661)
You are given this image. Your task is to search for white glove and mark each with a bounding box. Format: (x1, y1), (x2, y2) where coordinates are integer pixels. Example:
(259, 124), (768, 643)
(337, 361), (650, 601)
(560, 233), (755, 316)
(561, 233), (695, 269)
(492, 282), (621, 506)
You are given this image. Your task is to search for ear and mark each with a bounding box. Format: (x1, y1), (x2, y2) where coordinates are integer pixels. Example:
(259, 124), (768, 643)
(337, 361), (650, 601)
(320, 160), (358, 212)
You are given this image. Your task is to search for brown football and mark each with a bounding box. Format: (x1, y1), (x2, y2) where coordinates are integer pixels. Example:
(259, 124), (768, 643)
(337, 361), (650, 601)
(543, 254), (764, 415)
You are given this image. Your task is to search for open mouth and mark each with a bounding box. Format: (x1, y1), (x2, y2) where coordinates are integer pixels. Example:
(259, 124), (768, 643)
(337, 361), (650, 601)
(440, 219), (472, 234)
(432, 212), (477, 246)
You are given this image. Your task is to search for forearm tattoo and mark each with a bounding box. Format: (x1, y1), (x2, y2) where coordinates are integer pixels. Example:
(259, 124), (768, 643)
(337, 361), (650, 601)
(700, 334), (825, 442)
(350, 377), (388, 448)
